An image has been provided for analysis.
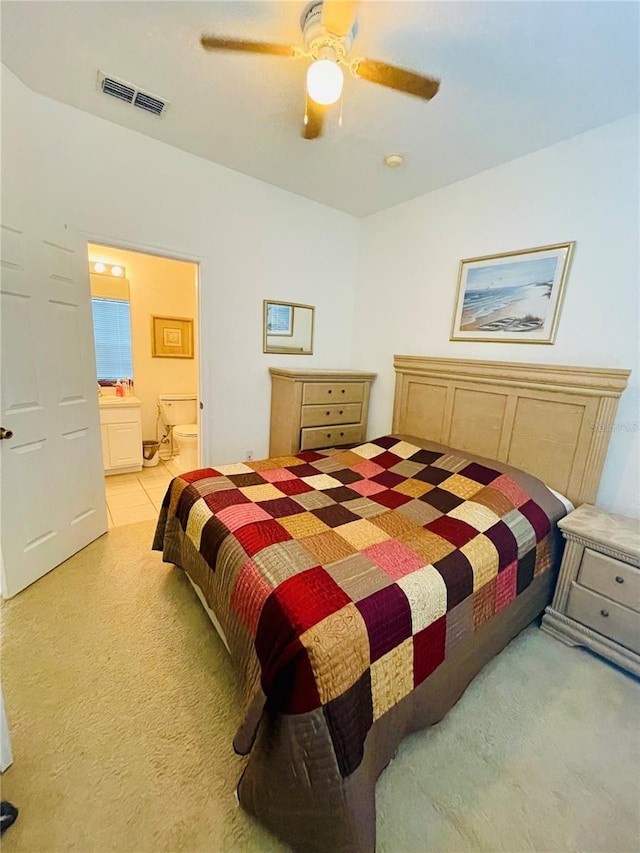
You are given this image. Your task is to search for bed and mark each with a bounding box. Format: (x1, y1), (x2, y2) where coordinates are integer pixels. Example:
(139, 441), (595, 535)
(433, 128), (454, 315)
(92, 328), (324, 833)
(153, 356), (629, 853)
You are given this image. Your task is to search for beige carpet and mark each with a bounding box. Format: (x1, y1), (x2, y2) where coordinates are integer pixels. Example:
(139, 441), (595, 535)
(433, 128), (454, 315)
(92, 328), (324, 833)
(1, 521), (639, 853)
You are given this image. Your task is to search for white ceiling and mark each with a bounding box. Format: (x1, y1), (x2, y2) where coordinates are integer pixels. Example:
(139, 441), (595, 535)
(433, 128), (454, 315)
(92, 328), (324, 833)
(2, 1), (638, 217)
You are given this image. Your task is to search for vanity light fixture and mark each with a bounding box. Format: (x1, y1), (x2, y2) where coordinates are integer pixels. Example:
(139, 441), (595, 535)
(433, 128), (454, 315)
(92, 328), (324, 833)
(90, 261), (127, 278)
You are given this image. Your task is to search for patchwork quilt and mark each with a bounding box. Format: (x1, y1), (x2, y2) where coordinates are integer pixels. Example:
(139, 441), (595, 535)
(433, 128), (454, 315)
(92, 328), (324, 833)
(153, 435), (565, 780)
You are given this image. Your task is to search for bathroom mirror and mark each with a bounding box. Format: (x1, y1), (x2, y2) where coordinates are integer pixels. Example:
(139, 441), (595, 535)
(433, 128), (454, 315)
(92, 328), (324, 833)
(263, 300), (315, 355)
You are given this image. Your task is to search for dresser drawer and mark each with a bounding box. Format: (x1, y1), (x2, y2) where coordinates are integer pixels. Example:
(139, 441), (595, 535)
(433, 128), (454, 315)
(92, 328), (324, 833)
(566, 583), (640, 654)
(300, 423), (365, 451)
(578, 548), (640, 612)
(302, 382), (365, 405)
(301, 403), (362, 428)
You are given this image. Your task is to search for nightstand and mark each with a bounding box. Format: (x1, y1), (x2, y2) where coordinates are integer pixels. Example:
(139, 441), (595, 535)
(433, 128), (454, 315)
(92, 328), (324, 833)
(541, 504), (640, 676)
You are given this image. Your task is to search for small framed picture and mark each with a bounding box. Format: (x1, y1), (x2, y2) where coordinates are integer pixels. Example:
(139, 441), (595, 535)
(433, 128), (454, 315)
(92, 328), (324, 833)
(450, 242), (575, 344)
(151, 315), (194, 358)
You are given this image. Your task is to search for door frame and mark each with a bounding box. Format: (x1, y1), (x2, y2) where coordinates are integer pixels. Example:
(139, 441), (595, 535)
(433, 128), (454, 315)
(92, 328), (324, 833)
(79, 230), (204, 470)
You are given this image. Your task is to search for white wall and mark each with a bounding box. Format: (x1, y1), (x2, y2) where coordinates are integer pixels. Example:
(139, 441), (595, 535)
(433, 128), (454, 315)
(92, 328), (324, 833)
(1, 67), (359, 465)
(88, 245), (198, 440)
(3, 67), (637, 515)
(354, 115), (640, 517)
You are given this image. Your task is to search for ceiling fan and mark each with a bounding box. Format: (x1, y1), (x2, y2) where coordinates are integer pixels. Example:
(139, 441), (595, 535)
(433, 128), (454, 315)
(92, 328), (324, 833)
(200, 0), (440, 140)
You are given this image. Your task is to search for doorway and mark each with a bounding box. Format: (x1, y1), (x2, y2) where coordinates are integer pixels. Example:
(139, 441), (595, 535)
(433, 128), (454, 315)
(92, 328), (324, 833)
(87, 243), (199, 529)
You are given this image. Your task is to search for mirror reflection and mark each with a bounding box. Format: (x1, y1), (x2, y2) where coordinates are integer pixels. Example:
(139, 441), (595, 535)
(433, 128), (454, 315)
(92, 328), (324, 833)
(263, 300), (315, 354)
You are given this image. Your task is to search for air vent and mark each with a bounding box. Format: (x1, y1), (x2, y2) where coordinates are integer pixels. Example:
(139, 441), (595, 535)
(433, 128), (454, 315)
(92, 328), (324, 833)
(97, 71), (169, 117)
(101, 76), (135, 104)
(133, 91), (165, 116)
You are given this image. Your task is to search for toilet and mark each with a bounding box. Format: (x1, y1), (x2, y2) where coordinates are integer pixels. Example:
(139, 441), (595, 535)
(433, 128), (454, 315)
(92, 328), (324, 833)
(158, 394), (199, 472)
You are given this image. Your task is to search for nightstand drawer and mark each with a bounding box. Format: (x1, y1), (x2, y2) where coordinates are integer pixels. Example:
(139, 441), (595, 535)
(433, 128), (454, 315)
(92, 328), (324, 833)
(303, 382), (365, 405)
(300, 423), (365, 451)
(301, 403), (362, 428)
(567, 583), (640, 654)
(578, 548), (640, 612)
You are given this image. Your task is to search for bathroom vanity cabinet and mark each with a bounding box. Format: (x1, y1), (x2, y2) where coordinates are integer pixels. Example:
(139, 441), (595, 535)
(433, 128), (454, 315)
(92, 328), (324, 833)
(99, 396), (143, 475)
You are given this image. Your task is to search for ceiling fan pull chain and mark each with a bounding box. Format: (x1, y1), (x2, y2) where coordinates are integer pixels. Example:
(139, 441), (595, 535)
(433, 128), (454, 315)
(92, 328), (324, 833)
(338, 89), (344, 127)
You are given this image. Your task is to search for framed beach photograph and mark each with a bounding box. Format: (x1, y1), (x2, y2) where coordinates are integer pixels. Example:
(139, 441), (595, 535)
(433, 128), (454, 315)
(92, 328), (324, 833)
(151, 315), (194, 358)
(450, 242), (575, 344)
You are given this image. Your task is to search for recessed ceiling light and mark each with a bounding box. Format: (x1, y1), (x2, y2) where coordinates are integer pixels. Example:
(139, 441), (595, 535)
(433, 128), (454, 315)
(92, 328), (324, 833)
(384, 154), (404, 168)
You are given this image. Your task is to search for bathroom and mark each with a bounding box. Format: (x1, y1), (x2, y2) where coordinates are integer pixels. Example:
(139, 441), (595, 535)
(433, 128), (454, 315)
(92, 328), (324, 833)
(88, 244), (199, 528)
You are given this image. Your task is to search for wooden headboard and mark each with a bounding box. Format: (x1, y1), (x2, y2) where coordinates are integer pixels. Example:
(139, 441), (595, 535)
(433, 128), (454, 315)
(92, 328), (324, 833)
(392, 356), (630, 507)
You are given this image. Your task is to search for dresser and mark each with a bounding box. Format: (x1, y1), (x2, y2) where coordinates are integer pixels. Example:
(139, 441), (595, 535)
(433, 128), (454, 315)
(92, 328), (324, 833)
(269, 368), (376, 457)
(541, 504), (640, 676)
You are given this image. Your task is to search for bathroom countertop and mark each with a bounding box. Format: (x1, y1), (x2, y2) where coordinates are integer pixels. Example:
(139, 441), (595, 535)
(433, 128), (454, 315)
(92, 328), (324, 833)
(98, 395), (142, 408)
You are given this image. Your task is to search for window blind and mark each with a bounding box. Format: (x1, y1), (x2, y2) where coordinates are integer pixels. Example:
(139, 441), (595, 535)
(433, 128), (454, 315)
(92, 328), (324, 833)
(267, 303), (292, 334)
(92, 298), (133, 381)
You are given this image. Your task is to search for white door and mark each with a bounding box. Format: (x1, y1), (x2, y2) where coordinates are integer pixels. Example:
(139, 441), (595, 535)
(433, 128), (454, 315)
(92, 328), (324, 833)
(0, 217), (107, 598)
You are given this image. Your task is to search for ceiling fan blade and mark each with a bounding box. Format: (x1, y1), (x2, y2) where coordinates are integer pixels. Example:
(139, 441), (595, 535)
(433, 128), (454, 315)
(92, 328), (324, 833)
(302, 100), (325, 140)
(354, 58), (440, 100)
(321, 0), (359, 37)
(200, 35), (296, 57)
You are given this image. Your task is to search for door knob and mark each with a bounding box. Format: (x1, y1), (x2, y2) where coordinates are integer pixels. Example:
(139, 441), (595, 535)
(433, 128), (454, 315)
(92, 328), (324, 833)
(0, 427), (14, 440)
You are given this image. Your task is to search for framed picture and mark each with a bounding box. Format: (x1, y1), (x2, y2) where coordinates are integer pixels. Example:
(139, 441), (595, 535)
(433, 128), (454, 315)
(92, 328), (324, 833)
(151, 315), (194, 358)
(265, 302), (293, 336)
(450, 242), (575, 344)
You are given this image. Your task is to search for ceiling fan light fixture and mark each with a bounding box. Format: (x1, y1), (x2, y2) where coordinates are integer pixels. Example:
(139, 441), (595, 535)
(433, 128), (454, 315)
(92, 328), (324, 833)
(306, 58), (344, 106)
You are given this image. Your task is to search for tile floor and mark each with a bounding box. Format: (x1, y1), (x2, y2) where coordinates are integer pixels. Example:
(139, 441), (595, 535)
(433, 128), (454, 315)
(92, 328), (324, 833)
(105, 458), (182, 528)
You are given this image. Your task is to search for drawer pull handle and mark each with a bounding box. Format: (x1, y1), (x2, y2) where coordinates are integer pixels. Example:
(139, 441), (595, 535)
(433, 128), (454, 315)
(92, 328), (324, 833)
(328, 390), (332, 394)
(326, 433), (331, 438)
(600, 609), (609, 618)
(326, 411), (330, 416)
(615, 576), (624, 584)
(339, 410), (343, 414)
(340, 432), (344, 437)
(341, 389), (345, 394)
